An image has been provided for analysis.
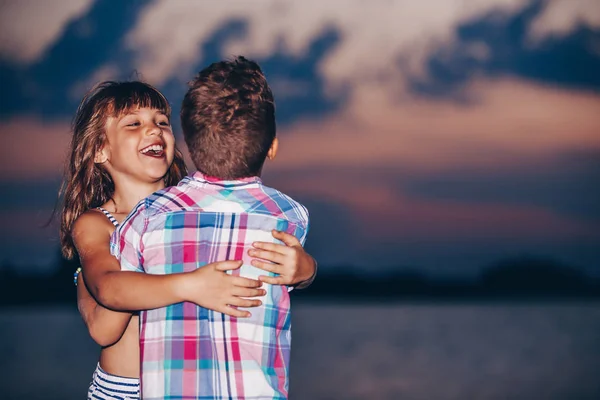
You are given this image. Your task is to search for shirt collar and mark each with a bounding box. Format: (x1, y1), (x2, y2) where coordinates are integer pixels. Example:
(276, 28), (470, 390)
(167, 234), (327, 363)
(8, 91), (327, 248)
(182, 171), (262, 189)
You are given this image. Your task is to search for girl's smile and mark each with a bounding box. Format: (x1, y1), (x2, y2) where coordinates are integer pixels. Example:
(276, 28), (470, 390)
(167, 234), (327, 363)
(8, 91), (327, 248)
(140, 142), (166, 158)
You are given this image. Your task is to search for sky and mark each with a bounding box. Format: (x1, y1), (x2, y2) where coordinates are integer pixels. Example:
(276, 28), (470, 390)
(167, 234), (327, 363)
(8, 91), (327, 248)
(0, 0), (599, 277)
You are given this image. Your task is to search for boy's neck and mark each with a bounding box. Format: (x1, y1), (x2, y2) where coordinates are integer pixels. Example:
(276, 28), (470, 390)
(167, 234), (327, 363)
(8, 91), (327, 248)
(203, 174), (261, 181)
(197, 169), (262, 181)
(110, 178), (165, 213)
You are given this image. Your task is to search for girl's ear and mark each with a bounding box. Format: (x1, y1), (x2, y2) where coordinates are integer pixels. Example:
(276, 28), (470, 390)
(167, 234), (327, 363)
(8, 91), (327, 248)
(94, 146), (108, 164)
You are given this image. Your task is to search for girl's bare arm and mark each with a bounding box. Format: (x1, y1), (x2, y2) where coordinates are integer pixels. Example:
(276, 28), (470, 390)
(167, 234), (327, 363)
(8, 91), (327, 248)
(76, 272), (132, 347)
(72, 212), (264, 321)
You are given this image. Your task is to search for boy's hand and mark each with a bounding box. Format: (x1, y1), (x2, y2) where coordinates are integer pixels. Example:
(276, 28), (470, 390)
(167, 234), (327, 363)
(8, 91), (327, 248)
(182, 260), (265, 318)
(248, 230), (317, 288)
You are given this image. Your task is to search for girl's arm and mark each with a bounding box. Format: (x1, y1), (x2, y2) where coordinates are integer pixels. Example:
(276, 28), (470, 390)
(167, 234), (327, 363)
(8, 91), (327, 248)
(76, 271), (132, 347)
(72, 211), (265, 318)
(249, 230), (318, 289)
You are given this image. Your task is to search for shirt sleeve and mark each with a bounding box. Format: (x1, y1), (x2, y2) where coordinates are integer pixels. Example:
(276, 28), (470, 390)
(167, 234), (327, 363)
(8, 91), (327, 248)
(110, 200), (147, 273)
(297, 204), (310, 245)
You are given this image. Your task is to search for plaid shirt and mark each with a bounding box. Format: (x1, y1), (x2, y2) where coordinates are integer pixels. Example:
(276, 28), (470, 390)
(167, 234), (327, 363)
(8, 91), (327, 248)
(110, 172), (309, 400)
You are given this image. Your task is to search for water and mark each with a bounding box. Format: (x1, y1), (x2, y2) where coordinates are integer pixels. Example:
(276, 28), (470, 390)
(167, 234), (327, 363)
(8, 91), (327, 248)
(1, 302), (599, 399)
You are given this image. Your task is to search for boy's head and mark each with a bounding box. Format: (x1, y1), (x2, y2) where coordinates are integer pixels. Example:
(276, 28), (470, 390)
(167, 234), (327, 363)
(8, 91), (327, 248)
(180, 56), (277, 179)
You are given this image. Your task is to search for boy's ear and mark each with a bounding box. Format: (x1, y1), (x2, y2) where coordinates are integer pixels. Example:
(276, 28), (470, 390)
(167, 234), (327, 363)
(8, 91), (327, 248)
(267, 137), (278, 161)
(94, 146), (109, 164)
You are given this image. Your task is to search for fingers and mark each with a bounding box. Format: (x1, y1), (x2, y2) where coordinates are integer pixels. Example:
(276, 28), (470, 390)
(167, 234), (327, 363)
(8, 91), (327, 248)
(271, 230), (300, 246)
(258, 275), (288, 285)
(251, 241), (290, 256)
(232, 287), (266, 298)
(228, 297), (262, 308)
(231, 276), (262, 288)
(220, 306), (251, 318)
(214, 260), (243, 272)
(249, 248), (286, 264)
(250, 259), (281, 274)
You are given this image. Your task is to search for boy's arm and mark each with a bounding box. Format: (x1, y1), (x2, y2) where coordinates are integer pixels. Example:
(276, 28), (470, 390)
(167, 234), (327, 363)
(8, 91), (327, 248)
(73, 211), (265, 317)
(249, 230), (317, 289)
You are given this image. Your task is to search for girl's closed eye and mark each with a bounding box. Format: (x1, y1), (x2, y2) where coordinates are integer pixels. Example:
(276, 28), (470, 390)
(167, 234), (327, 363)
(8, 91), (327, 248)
(156, 116), (170, 126)
(119, 117), (140, 127)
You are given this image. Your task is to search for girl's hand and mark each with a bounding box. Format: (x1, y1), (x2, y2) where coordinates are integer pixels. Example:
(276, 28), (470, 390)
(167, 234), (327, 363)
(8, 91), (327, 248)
(181, 260), (265, 318)
(248, 230), (317, 289)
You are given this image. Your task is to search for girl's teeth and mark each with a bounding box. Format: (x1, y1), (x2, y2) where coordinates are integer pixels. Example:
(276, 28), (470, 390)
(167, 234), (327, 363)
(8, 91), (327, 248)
(141, 144), (164, 153)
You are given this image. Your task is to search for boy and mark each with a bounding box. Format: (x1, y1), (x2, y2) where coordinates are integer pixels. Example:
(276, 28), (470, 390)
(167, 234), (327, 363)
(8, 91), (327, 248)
(111, 56), (311, 399)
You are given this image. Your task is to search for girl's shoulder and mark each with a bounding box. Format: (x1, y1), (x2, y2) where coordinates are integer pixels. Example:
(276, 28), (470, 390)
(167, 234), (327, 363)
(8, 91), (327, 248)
(71, 209), (119, 268)
(72, 209), (117, 237)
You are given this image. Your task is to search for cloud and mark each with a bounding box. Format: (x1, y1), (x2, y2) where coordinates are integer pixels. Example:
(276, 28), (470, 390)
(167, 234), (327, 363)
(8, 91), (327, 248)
(0, 0), (152, 119)
(257, 76), (600, 268)
(403, 149), (600, 222)
(266, 167), (600, 273)
(126, 0), (530, 86)
(156, 21), (345, 126)
(272, 78), (600, 172)
(124, 0), (600, 96)
(1, 117), (71, 179)
(1, 0), (600, 273)
(529, 0), (600, 41)
(3, 0), (598, 123)
(268, 166), (598, 241)
(0, 1), (342, 126)
(0, 0), (93, 63)
(411, 0), (600, 96)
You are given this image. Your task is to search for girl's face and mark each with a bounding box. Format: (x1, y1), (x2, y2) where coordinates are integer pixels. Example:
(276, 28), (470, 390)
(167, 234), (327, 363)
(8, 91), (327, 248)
(97, 107), (176, 184)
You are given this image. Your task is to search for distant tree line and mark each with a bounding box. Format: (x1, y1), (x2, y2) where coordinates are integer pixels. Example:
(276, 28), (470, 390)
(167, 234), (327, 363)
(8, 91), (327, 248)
(0, 254), (598, 306)
(302, 256), (600, 301)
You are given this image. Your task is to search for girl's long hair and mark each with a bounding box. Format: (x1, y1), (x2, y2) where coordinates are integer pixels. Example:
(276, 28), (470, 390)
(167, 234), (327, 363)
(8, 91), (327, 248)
(59, 81), (187, 259)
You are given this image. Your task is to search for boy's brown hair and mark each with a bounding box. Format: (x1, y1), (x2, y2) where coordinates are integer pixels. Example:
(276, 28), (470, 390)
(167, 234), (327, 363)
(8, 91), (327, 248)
(180, 56), (276, 179)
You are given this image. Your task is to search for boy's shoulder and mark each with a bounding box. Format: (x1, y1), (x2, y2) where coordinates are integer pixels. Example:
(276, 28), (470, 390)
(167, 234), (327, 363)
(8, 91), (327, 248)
(143, 184), (192, 216)
(251, 184), (309, 226)
(138, 179), (309, 226)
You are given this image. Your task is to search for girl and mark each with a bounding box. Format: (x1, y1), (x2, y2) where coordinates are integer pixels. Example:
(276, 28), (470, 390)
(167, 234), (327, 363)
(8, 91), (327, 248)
(60, 81), (316, 399)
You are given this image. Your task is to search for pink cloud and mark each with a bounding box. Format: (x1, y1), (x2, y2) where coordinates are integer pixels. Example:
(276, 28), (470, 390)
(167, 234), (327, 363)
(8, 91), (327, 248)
(274, 78), (600, 173)
(265, 78), (600, 244)
(269, 171), (599, 243)
(4, 79), (598, 253)
(1, 117), (71, 179)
